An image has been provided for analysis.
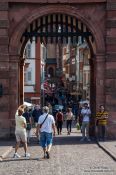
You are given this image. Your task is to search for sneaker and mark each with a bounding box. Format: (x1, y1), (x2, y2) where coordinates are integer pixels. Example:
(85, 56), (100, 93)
(80, 137), (85, 142)
(46, 151), (50, 159)
(13, 153), (21, 158)
(25, 153), (30, 158)
(67, 131), (70, 135)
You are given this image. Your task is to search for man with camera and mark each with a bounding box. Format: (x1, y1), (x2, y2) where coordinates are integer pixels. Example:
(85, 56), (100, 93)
(80, 103), (91, 142)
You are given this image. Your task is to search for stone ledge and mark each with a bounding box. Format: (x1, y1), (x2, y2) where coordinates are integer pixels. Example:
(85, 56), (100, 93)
(0, 147), (13, 159)
(97, 141), (116, 161)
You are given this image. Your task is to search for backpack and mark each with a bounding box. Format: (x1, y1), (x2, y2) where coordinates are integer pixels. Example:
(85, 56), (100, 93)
(57, 112), (63, 121)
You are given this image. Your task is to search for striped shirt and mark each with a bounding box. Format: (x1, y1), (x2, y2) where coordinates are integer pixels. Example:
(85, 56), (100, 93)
(96, 111), (108, 125)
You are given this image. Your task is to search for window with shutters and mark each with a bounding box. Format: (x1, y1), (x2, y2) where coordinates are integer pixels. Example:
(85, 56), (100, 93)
(27, 71), (32, 81)
(26, 44), (31, 58)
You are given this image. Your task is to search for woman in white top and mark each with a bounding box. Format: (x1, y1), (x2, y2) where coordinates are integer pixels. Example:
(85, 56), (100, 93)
(13, 105), (30, 158)
(66, 108), (73, 135)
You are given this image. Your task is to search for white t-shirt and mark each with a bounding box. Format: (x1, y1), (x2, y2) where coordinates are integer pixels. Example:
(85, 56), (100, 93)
(38, 113), (55, 133)
(81, 108), (91, 122)
(15, 111), (26, 132)
(66, 112), (73, 120)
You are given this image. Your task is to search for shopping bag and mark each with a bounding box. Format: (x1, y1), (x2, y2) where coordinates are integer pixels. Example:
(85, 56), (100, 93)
(76, 122), (80, 130)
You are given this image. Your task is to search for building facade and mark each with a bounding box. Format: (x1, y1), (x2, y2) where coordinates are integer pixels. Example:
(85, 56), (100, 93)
(24, 39), (47, 105)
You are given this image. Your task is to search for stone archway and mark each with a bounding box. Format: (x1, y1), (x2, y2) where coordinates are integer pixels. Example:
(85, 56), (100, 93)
(10, 5), (105, 101)
(9, 5), (105, 54)
(8, 4), (105, 137)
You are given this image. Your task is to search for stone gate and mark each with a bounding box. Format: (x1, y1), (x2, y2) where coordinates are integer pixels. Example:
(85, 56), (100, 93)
(0, 0), (116, 138)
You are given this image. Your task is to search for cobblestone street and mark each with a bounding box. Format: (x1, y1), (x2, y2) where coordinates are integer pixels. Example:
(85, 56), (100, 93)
(0, 128), (116, 175)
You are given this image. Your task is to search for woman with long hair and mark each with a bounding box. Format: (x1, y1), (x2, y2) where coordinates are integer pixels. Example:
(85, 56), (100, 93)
(66, 108), (73, 135)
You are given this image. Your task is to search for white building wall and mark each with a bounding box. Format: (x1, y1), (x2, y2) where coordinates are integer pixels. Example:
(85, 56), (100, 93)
(24, 40), (36, 93)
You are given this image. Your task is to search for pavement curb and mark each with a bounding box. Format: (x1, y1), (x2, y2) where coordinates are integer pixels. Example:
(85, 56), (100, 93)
(0, 146), (13, 161)
(97, 142), (116, 161)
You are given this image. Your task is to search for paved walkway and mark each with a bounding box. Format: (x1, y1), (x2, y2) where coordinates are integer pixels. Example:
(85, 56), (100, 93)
(0, 129), (116, 175)
(0, 128), (116, 161)
(0, 141), (15, 161)
(98, 140), (116, 161)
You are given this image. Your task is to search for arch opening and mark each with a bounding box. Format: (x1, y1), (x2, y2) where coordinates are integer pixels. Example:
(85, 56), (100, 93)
(9, 5), (105, 138)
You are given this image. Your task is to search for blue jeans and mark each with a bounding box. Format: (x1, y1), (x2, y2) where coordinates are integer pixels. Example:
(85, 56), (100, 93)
(81, 121), (90, 139)
(67, 120), (72, 133)
(40, 132), (53, 148)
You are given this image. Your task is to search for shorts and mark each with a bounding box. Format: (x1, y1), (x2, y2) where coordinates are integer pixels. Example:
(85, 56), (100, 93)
(40, 132), (53, 148)
(15, 130), (27, 143)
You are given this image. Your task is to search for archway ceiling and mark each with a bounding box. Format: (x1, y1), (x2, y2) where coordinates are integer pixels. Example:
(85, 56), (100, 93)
(21, 13), (94, 44)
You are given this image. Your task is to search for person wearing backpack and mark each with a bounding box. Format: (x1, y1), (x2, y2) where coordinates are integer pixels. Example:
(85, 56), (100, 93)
(56, 109), (64, 135)
(32, 105), (42, 127)
(23, 107), (32, 143)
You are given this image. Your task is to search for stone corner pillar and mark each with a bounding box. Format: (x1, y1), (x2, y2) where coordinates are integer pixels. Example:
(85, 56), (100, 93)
(95, 53), (105, 110)
(8, 55), (20, 138)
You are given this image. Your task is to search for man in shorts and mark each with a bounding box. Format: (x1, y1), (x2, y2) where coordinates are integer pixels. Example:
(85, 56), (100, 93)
(36, 106), (56, 159)
(13, 105), (30, 158)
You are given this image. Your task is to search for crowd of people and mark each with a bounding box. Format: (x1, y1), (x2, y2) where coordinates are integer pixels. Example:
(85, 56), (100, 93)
(13, 101), (109, 159)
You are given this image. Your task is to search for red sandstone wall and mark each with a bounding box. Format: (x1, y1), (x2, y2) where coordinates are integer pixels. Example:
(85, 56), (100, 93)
(105, 0), (116, 138)
(0, 2), (10, 137)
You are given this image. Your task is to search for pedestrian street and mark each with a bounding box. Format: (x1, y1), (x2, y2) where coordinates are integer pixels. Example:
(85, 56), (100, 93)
(0, 127), (116, 175)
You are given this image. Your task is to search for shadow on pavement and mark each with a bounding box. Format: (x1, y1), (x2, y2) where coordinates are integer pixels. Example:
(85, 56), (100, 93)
(0, 140), (15, 147)
(1, 157), (43, 162)
(53, 135), (96, 145)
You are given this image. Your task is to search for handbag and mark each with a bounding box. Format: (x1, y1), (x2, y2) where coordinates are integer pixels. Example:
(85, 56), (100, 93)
(40, 114), (49, 128)
(26, 123), (31, 130)
(76, 122), (80, 130)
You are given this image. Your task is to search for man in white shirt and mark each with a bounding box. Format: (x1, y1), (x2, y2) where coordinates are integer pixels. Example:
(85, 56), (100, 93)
(36, 106), (56, 159)
(80, 103), (91, 141)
